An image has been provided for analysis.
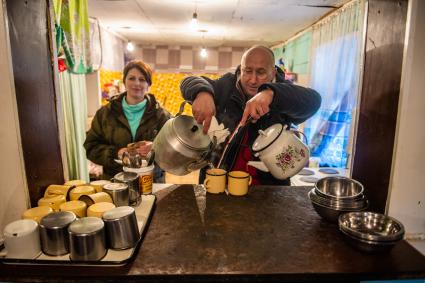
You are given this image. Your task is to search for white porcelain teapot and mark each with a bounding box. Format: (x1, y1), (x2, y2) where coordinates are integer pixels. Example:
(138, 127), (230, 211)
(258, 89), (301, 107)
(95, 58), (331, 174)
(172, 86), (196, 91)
(251, 124), (309, 180)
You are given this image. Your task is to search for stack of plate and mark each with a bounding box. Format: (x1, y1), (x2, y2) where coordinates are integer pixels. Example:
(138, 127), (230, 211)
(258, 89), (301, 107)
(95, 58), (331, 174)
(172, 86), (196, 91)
(308, 176), (368, 223)
(338, 211), (405, 252)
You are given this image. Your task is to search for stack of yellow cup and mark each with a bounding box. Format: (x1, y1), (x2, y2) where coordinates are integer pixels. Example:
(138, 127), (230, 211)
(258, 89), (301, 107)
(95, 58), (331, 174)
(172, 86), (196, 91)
(89, 180), (111, 193)
(69, 185), (96, 201)
(87, 202), (116, 218)
(64, 180), (87, 187)
(59, 200), (87, 218)
(38, 194), (66, 211)
(22, 206), (53, 223)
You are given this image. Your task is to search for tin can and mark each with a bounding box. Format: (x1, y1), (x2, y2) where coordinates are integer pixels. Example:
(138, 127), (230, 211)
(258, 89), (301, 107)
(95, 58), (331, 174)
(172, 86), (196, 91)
(123, 165), (154, 194)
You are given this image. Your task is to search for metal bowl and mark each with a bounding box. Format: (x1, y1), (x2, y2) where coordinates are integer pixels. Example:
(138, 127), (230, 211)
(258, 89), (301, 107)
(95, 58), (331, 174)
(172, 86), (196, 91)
(338, 212), (405, 242)
(310, 189), (367, 210)
(315, 176), (364, 200)
(339, 227), (401, 253)
(308, 191), (368, 223)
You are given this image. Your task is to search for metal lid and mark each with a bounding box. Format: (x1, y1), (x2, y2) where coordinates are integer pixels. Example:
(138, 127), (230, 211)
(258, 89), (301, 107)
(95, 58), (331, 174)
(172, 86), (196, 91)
(40, 211), (76, 229)
(68, 217), (104, 234)
(173, 115), (211, 150)
(252, 124), (283, 152)
(103, 183), (128, 192)
(102, 206), (134, 221)
(114, 171), (138, 182)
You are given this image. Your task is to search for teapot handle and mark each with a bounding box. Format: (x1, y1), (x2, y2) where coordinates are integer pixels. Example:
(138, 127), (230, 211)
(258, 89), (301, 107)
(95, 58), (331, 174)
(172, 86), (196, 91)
(176, 100), (191, 116)
(290, 129), (309, 145)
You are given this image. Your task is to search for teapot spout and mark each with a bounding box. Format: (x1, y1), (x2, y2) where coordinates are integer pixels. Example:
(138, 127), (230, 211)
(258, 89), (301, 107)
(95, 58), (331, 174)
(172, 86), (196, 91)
(247, 161), (269, 172)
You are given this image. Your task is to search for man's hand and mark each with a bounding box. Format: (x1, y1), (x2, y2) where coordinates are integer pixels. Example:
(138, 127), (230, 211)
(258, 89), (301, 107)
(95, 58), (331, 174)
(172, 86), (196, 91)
(192, 91), (216, 133)
(240, 88), (274, 126)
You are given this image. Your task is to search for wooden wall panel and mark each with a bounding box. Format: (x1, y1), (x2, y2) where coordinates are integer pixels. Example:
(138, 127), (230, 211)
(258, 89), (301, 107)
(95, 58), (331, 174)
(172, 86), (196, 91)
(352, 0), (408, 212)
(6, 0), (64, 206)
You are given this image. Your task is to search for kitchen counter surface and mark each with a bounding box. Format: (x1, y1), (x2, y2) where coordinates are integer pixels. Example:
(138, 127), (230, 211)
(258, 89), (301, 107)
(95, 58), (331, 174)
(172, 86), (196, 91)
(1, 185), (424, 282)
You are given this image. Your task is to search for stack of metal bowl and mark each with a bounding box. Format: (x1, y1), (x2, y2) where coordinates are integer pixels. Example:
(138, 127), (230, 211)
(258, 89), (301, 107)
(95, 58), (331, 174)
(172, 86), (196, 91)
(338, 211), (405, 252)
(308, 176), (368, 223)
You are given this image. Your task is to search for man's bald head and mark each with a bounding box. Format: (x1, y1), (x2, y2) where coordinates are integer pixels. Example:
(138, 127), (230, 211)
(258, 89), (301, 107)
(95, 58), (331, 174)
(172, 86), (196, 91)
(241, 45), (275, 69)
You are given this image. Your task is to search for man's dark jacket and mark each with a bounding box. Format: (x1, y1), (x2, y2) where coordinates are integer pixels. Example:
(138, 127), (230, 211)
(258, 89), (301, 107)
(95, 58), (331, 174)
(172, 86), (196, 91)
(180, 66), (321, 185)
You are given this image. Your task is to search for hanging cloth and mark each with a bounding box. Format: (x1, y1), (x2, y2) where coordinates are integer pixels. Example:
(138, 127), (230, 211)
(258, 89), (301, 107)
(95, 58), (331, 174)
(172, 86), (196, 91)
(53, 0), (92, 74)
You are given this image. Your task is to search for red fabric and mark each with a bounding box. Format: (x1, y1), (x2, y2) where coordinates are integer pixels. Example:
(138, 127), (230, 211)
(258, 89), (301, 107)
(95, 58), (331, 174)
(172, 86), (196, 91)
(231, 131), (261, 185)
(58, 58), (67, 72)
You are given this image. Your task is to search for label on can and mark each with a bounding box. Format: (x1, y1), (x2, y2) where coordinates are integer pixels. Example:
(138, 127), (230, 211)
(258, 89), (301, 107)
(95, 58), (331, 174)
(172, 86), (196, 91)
(139, 174), (153, 194)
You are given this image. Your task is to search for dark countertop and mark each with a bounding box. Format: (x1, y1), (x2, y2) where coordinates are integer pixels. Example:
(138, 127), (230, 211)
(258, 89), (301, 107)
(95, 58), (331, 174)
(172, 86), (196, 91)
(1, 185), (424, 282)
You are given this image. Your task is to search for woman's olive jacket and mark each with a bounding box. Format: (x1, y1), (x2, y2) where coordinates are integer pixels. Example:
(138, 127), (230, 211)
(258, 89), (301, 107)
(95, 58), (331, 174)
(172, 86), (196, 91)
(84, 92), (172, 179)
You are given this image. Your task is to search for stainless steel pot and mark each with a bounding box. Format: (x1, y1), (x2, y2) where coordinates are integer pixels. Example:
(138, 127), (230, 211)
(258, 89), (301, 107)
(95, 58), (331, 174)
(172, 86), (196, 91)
(102, 206), (140, 249)
(39, 211), (76, 256)
(68, 217), (106, 261)
(153, 101), (215, 176)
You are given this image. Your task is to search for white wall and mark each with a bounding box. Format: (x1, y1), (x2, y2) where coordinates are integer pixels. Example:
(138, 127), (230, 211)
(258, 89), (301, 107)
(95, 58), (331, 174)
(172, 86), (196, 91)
(99, 26), (125, 72)
(0, 3), (30, 240)
(85, 70), (101, 118)
(388, 0), (425, 242)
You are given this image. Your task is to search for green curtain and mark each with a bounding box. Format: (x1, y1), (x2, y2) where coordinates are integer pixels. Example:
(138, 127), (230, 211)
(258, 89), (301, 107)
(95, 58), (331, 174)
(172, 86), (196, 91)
(273, 32), (312, 74)
(59, 71), (89, 182)
(54, 0), (92, 74)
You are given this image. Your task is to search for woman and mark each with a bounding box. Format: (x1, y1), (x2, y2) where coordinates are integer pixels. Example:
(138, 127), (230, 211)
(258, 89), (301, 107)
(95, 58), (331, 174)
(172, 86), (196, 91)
(84, 60), (172, 180)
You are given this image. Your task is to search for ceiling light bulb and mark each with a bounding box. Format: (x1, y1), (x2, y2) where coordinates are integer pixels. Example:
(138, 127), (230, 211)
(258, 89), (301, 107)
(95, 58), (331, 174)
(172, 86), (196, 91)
(191, 12), (198, 29)
(200, 48), (207, 58)
(127, 41), (134, 52)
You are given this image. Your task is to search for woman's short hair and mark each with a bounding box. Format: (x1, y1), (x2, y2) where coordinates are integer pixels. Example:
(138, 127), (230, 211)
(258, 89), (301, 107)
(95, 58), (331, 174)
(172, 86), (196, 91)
(123, 60), (153, 86)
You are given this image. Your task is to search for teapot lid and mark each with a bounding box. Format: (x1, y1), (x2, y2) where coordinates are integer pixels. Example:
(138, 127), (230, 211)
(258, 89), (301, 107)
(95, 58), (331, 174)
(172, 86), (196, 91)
(173, 115), (211, 150)
(252, 124), (283, 152)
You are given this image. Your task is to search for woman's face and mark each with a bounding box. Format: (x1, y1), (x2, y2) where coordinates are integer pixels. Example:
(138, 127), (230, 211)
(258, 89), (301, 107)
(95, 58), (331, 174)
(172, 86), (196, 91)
(124, 68), (149, 103)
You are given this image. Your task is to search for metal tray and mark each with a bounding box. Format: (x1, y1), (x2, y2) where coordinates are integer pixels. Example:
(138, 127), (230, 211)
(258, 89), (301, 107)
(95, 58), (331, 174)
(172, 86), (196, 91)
(0, 194), (155, 266)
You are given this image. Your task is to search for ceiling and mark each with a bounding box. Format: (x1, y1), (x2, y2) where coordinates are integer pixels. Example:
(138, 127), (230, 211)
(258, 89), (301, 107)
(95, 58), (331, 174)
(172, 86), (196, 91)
(88, 0), (350, 47)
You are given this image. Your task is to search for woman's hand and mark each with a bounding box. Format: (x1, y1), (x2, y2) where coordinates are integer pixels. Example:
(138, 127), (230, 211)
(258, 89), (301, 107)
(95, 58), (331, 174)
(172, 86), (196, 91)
(134, 141), (153, 157)
(117, 147), (128, 160)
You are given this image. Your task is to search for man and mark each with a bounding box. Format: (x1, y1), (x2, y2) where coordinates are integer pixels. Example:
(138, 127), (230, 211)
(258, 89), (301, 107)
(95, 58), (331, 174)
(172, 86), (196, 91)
(180, 45), (321, 185)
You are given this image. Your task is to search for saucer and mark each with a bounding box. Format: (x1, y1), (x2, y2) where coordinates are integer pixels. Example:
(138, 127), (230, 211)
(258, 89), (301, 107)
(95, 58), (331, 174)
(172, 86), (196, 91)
(318, 168), (339, 174)
(298, 168), (315, 176)
(299, 176), (319, 183)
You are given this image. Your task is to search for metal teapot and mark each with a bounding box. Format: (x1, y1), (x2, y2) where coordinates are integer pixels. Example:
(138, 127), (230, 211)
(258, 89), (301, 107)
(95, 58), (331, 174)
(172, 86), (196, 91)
(153, 101), (215, 176)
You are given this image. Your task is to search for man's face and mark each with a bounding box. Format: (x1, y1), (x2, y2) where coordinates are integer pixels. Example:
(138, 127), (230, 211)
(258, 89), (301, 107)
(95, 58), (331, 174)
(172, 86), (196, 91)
(240, 50), (276, 97)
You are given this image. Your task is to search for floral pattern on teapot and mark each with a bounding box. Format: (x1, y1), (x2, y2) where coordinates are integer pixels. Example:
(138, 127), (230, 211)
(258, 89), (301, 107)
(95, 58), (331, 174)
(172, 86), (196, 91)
(275, 145), (307, 174)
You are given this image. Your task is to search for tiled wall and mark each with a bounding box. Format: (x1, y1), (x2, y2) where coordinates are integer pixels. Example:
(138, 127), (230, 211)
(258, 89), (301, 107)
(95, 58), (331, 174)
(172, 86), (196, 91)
(126, 45), (247, 74)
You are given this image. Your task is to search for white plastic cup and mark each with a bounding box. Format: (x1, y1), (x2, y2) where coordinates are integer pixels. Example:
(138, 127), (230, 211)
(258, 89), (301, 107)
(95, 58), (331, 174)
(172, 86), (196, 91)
(123, 165), (154, 194)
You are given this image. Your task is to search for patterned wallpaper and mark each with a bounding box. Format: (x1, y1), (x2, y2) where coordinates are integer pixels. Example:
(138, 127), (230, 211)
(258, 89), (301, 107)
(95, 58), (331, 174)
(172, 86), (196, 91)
(126, 45), (247, 74)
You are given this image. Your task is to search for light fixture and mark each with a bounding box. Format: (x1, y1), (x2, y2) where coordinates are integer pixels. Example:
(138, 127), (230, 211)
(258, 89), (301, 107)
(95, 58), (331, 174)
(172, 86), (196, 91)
(126, 41), (134, 52)
(191, 12), (198, 29)
(200, 47), (207, 58)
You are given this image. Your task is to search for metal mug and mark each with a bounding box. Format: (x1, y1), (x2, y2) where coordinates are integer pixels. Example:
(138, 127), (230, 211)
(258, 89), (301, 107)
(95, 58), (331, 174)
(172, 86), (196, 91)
(102, 183), (129, 207)
(68, 217), (107, 261)
(39, 211), (76, 256)
(102, 206), (140, 250)
(113, 171), (140, 206)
